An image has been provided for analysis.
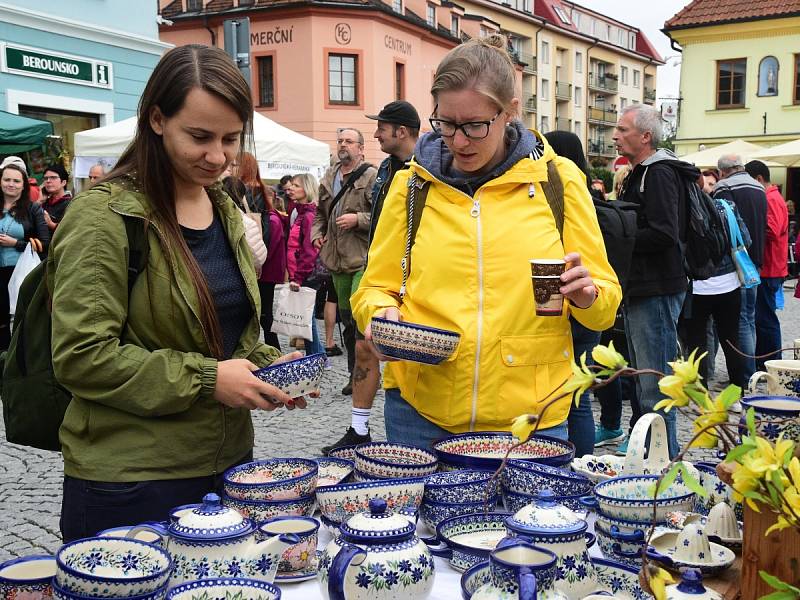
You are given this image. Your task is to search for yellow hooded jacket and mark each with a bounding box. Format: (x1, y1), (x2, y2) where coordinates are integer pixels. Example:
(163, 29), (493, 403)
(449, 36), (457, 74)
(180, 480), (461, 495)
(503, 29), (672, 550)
(352, 135), (621, 433)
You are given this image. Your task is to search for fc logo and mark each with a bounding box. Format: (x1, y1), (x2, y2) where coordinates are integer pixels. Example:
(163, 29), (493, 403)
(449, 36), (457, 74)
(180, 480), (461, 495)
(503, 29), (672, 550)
(335, 23), (352, 45)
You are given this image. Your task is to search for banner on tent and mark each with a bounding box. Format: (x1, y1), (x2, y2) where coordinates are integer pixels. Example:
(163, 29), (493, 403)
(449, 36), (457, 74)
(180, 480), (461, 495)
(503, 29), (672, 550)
(259, 160), (327, 181)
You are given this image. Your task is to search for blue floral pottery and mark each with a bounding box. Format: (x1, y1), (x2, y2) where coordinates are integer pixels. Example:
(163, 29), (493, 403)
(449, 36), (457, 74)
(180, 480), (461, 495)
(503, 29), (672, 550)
(223, 492), (316, 521)
(424, 470), (498, 504)
(0, 555), (56, 600)
(420, 495), (500, 531)
(370, 317), (460, 365)
(470, 539), (564, 600)
(318, 498), (435, 600)
(502, 460), (593, 497)
(645, 526), (736, 577)
(694, 463), (743, 520)
(55, 537), (173, 598)
(434, 433), (575, 471)
(351, 469), (380, 482)
(429, 511), (511, 572)
(594, 523), (644, 568)
(165, 577), (281, 600)
(316, 476), (425, 527)
(354, 442), (439, 479)
(592, 475), (696, 521)
(739, 395), (800, 444)
(52, 579), (167, 600)
(252, 352), (326, 398)
(326, 445), (358, 461)
(314, 457), (355, 487)
(501, 487), (586, 512)
(223, 458), (318, 501)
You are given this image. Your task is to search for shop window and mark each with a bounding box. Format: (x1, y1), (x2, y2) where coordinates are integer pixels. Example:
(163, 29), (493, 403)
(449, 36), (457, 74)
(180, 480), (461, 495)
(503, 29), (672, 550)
(328, 53), (358, 105)
(257, 56), (274, 107)
(717, 58), (746, 108)
(18, 106), (99, 177)
(395, 62), (405, 101)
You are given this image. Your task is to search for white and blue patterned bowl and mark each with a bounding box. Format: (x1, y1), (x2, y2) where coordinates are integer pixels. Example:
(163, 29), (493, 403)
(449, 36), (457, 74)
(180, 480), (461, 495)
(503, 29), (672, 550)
(594, 523), (644, 568)
(55, 537), (173, 598)
(433, 511), (511, 572)
(434, 433), (576, 471)
(222, 493), (316, 522)
(326, 444), (358, 461)
(501, 487), (586, 513)
(316, 476), (425, 526)
(694, 463), (743, 520)
(425, 470), (498, 504)
(593, 475), (696, 522)
(351, 468), (381, 482)
(370, 317), (460, 364)
(223, 458), (318, 501)
(252, 353), (325, 398)
(420, 496), (500, 531)
(502, 459), (593, 497)
(52, 579), (167, 600)
(354, 442), (439, 479)
(313, 456), (355, 487)
(591, 557), (652, 599)
(166, 577), (281, 600)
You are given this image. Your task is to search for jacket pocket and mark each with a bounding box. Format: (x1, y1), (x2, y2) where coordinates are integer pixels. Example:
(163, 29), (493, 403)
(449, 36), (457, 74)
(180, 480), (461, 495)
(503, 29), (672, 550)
(497, 334), (572, 426)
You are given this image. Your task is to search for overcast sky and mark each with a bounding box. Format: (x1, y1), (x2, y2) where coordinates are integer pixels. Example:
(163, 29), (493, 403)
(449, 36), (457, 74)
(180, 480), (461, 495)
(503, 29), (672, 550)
(579, 0), (694, 100)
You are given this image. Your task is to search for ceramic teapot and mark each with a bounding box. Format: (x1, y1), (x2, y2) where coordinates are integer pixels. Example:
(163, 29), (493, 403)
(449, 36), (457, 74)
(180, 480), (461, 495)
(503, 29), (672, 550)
(129, 493), (299, 587)
(317, 498), (434, 600)
(504, 490), (597, 599)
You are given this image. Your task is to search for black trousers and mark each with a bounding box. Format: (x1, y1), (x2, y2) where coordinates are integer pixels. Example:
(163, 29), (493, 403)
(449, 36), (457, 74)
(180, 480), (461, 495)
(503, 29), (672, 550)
(258, 281), (281, 351)
(0, 265), (14, 351)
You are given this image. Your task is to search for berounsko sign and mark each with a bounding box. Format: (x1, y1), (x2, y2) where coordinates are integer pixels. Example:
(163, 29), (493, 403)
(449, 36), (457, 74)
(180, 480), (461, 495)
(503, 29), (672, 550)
(0, 43), (113, 89)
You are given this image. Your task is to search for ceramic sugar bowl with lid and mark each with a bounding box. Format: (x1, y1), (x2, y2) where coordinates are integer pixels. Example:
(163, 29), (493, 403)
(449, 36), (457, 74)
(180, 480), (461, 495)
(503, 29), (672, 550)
(317, 498), (435, 600)
(129, 493), (299, 587)
(503, 490), (597, 599)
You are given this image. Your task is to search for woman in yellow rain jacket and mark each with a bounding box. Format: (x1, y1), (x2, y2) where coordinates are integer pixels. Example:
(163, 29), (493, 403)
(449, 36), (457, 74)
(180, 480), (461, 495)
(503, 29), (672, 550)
(351, 35), (621, 450)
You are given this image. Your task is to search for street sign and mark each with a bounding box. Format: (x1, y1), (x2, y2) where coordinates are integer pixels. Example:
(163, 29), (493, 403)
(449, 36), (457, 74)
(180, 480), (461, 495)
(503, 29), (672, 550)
(0, 43), (113, 89)
(223, 18), (251, 85)
(612, 156), (629, 171)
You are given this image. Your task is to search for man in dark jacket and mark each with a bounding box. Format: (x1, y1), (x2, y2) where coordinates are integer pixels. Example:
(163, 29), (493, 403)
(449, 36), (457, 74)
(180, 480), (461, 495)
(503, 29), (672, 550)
(614, 104), (697, 459)
(714, 154), (767, 380)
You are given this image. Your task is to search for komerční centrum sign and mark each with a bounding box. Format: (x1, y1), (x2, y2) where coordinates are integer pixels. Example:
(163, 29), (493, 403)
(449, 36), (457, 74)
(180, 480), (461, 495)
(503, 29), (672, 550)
(0, 42), (113, 89)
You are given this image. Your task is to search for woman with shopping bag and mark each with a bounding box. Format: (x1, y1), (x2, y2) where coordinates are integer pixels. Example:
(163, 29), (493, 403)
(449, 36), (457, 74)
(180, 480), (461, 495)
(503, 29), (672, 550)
(0, 161), (48, 349)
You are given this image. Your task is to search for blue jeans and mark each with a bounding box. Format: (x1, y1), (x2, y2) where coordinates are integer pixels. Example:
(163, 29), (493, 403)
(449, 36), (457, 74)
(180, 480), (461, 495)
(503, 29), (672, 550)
(569, 320), (600, 458)
(623, 292), (685, 459)
(304, 317), (325, 357)
(755, 277), (783, 370)
(384, 388), (569, 451)
(739, 286), (758, 380)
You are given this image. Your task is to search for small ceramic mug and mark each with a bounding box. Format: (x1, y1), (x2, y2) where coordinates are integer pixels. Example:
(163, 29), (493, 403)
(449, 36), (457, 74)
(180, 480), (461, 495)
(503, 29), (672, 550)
(0, 555), (56, 600)
(259, 516), (319, 573)
(749, 359), (800, 397)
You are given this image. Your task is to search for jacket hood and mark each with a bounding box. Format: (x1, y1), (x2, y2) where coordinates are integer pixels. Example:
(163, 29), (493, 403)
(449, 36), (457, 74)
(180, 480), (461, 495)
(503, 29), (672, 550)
(413, 120), (547, 195)
(639, 148), (701, 182)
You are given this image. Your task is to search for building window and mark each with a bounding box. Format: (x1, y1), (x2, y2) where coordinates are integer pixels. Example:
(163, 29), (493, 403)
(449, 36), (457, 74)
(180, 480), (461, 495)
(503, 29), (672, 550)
(187, 0), (202, 10)
(620, 97), (627, 109)
(238, 0), (253, 5)
(257, 56), (274, 107)
(553, 5), (571, 25)
(392, 0), (402, 13)
(621, 66), (628, 85)
(629, 33), (636, 50)
(451, 15), (459, 37)
(541, 41), (550, 64)
(633, 69), (640, 88)
(479, 26), (490, 38)
(575, 51), (582, 73)
(395, 62), (405, 100)
(795, 54), (800, 103)
(717, 58), (746, 108)
(329, 53), (358, 105)
(618, 29), (626, 46)
(541, 79), (550, 99)
(574, 87), (582, 107)
(540, 116), (549, 133)
(426, 3), (436, 27)
(574, 121), (581, 137)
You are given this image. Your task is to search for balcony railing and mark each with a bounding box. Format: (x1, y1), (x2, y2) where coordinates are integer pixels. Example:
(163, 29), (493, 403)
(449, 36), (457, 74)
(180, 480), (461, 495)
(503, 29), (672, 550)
(518, 52), (537, 74)
(588, 106), (618, 125)
(644, 87), (656, 103)
(555, 117), (571, 131)
(522, 94), (537, 113)
(555, 81), (572, 101)
(587, 139), (616, 157)
(588, 73), (619, 93)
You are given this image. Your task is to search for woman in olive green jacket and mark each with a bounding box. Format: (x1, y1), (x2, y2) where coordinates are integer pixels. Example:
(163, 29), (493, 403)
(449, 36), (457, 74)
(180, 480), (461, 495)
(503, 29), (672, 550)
(49, 45), (306, 542)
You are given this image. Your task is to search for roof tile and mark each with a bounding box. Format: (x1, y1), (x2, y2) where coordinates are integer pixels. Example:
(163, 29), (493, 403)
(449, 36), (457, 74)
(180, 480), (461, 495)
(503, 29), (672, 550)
(665, 0), (800, 29)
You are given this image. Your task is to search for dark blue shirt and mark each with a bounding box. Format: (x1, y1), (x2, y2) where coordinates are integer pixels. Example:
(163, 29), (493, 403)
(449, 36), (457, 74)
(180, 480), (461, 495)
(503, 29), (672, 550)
(181, 211), (251, 359)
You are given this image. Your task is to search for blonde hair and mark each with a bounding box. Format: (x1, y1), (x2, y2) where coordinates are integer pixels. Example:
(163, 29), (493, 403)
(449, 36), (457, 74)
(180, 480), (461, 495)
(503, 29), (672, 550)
(613, 165), (631, 197)
(292, 173), (319, 204)
(431, 34), (517, 113)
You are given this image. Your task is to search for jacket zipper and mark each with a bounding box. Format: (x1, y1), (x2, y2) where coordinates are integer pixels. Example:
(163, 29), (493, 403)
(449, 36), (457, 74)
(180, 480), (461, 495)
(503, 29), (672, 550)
(469, 192), (484, 432)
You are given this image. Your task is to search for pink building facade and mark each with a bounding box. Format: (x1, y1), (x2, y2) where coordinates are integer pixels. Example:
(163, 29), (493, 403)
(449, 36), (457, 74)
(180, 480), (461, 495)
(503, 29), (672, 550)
(158, 0), (469, 165)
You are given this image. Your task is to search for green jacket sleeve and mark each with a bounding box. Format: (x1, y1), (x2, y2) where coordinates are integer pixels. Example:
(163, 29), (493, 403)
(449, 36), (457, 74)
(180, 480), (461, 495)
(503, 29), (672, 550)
(50, 194), (219, 418)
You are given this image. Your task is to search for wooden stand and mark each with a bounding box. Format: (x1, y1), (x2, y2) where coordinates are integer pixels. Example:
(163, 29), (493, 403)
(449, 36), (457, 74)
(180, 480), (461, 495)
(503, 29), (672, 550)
(741, 503), (800, 598)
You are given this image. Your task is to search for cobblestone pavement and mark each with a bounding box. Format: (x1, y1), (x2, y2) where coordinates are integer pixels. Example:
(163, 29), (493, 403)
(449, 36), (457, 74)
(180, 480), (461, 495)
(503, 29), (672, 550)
(2, 286), (799, 561)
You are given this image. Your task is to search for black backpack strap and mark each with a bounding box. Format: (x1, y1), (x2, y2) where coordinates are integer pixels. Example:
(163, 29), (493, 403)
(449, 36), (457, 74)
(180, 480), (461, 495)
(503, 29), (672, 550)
(541, 159), (565, 242)
(122, 216), (149, 296)
(400, 173), (430, 299)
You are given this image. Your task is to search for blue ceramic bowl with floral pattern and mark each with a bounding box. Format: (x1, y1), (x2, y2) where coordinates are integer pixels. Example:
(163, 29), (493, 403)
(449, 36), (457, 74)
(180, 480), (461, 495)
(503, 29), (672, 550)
(420, 496), (500, 531)
(316, 476), (425, 527)
(431, 511), (511, 572)
(501, 487), (586, 512)
(223, 458), (318, 501)
(370, 317), (460, 365)
(222, 493), (316, 522)
(502, 459), (593, 497)
(252, 352), (325, 398)
(354, 442), (439, 479)
(424, 470), (498, 504)
(434, 432), (575, 471)
(592, 475), (696, 522)
(165, 577), (280, 600)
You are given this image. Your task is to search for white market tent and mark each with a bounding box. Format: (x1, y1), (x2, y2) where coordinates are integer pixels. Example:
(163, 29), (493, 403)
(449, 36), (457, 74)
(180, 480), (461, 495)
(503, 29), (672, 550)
(677, 139), (776, 169)
(73, 112), (330, 181)
(750, 138), (800, 167)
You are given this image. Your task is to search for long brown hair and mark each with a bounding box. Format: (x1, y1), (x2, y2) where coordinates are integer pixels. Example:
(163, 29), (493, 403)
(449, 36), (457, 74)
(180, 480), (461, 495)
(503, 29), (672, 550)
(1, 164), (31, 220)
(105, 44), (254, 359)
(238, 152), (271, 211)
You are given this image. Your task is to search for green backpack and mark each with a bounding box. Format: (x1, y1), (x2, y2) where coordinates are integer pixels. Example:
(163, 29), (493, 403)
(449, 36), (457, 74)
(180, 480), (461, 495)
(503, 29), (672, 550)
(0, 216), (148, 451)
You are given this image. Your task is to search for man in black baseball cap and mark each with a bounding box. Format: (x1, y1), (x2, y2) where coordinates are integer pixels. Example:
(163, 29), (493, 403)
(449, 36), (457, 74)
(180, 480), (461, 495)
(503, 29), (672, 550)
(320, 100), (421, 455)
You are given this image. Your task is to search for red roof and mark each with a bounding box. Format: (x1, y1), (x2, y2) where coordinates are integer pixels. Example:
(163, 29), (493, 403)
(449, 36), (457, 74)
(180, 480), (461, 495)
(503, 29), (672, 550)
(665, 0), (800, 29)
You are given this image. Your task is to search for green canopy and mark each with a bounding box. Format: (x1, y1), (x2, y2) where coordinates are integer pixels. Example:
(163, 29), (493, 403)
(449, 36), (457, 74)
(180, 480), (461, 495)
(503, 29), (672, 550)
(0, 110), (53, 154)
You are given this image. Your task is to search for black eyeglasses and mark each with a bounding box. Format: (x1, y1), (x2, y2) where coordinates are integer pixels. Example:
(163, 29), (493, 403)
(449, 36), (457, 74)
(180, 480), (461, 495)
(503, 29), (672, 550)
(429, 106), (504, 140)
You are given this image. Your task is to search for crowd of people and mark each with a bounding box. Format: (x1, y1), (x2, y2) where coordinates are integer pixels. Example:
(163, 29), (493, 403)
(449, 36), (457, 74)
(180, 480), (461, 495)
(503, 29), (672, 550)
(0, 37), (797, 542)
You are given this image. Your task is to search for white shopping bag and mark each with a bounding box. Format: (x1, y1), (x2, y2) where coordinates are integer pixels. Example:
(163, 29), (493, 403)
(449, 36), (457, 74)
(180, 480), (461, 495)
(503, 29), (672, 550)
(270, 283), (316, 341)
(8, 242), (41, 315)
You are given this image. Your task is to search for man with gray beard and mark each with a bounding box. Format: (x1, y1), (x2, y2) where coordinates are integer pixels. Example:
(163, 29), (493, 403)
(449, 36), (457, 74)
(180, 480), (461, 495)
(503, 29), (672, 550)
(312, 128), (377, 398)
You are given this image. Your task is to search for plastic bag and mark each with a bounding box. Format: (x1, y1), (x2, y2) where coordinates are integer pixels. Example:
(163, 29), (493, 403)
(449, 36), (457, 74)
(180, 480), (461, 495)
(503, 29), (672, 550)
(270, 283), (316, 341)
(8, 243), (41, 315)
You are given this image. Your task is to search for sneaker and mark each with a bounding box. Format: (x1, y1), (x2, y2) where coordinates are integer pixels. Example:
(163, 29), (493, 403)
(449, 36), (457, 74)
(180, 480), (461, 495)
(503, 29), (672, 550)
(321, 427), (371, 455)
(614, 439), (629, 456)
(326, 345), (344, 357)
(594, 426), (626, 448)
(342, 381), (353, 395)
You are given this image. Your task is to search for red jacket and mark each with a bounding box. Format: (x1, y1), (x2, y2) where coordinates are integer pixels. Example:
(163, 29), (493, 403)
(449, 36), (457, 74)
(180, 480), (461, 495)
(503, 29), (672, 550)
(286, 202), (319, 286)
(761, 185), (788, 278)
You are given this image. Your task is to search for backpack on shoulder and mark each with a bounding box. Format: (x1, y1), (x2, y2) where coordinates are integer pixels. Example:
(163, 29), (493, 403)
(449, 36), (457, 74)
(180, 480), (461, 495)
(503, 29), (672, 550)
(0, 216), (148, 451)
(682, 182), (729, 281)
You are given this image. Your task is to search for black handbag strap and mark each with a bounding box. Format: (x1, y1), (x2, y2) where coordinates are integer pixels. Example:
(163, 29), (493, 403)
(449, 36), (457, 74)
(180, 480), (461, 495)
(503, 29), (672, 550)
(329, 162), (371, 214)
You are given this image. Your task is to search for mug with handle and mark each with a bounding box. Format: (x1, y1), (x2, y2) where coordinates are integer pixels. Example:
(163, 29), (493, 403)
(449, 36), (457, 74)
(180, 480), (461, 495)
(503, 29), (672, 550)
(748, 359), (800, 398)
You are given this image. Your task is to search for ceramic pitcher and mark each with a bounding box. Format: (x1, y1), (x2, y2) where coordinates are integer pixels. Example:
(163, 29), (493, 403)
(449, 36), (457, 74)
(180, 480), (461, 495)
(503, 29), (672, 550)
(471, 539), (567, 600)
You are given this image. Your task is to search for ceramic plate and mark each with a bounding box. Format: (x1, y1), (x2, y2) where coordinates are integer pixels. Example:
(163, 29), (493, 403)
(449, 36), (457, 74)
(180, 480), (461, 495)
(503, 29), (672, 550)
(646, 530), (736, 576)
(274, 551), (320, 584)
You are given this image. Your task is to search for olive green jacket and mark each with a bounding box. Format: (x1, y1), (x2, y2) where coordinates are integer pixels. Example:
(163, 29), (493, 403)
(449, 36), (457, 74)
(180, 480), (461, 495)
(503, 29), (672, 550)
(47, 181), (280, 481)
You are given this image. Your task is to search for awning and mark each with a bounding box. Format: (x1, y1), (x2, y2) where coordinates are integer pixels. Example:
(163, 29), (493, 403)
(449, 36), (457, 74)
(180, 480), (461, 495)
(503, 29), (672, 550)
(0, 110), (54, 154)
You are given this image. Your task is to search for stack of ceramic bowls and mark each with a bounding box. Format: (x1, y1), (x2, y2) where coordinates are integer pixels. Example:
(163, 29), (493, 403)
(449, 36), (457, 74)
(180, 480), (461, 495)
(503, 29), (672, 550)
(222, 458), (318, 522)
(433, 432), (575, 472)
(353, 442), (438, 481)
(586, 474), (696, 567)
(420, 470), (500, 532)
(165, 578), (281, 600)
(500, 460), (593, 511)
(312, 456), (355, 487)
(53, 537), (173, 600)
(316, 476), (426, 529)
